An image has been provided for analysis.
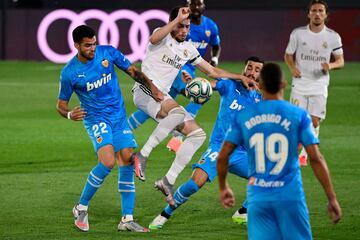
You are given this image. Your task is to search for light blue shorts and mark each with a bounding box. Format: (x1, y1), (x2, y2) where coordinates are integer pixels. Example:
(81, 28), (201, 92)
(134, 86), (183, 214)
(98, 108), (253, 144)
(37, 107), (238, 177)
(248, 200), (312, 240)
(193, 142), (248, 182)
(84, 117), (137, 153)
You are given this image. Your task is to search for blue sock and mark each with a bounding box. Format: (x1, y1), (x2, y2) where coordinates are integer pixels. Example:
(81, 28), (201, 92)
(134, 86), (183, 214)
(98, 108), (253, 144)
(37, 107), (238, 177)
(164, 179), (199, 216)
(79, 162), (111, 206)
(185, 102), (202, 118)
(119, 164), (135, 216)
(127, 110), (150, 130)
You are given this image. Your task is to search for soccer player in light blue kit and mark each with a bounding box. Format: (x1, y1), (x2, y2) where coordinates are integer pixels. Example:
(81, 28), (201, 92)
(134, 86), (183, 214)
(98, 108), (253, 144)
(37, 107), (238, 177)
(56, 25), (163, 232)
(148, 57), (263, 229)
(218, 63), (341, 240)
(127, 0), (221, 149)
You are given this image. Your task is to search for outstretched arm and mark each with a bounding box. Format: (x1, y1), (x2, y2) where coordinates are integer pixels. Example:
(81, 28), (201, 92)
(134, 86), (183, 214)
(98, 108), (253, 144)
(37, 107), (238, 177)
(196, 59), (258, 89)
(127, 65), (164, 102)
(149, 7), (190, 45)
(306, 144), (342, 224)
(217, 141), (237, 209)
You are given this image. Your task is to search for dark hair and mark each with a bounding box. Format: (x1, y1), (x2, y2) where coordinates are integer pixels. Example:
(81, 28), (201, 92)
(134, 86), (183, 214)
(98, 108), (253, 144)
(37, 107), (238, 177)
(72, 25), (96, 43)
(169, 6), (191, 21)
(245, 56), (264, 65)
(260, 63), (283, 94)
(308, 0), (329, 14)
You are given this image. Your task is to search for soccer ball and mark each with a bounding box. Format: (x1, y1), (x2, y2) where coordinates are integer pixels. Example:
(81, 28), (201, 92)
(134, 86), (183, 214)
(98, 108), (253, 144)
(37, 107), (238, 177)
(185, 77), (213, 104)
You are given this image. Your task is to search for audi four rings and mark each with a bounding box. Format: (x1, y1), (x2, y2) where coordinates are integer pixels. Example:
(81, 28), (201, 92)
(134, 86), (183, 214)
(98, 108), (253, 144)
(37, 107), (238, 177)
(37, 9), (169, 63)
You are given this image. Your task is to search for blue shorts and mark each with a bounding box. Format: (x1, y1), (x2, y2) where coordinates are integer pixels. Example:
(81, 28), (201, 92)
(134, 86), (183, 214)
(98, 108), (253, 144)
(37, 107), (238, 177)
(193, 142), (248, 182)
(84, 117), (137, 153)
(169, 65), (196, 99)
(248, 200), (312, 240)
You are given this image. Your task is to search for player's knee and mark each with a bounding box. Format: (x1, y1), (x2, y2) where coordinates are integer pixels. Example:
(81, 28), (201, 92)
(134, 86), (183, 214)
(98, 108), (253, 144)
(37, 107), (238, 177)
(192, 168), (208, 188)
(186, 128), (206, 143)
(168, 106), (186, 117)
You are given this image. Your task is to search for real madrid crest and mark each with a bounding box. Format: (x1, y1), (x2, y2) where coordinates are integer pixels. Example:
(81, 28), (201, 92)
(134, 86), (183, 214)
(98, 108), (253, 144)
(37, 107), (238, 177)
(102, 59), (109, 68)
(322, 42), (328, 49)
(184, 49), (188, 57)
(205, 30), (211, 37)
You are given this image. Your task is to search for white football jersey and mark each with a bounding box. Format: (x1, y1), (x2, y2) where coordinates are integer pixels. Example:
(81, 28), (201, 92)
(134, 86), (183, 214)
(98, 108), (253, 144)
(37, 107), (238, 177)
(285, 25), (343, 96)
(139, 32), (203, 93)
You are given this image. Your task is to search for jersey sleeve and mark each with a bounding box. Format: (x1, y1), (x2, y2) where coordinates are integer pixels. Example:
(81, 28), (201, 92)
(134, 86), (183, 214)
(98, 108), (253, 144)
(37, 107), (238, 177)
(224, 116), (244, 146)
(331, 33), (343, 56)
(58, 71), (73, 101)
(299, 111), (320, 147)
(209, 19), (220, 46)
(285, 29), (298, 54)
(108, 46), (131, 71)
(188, 45), (203, 66)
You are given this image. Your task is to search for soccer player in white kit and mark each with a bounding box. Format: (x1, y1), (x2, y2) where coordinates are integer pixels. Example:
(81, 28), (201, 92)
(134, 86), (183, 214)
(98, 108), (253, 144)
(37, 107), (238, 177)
(284, 0), (344, 165)
(132, 6), (256, 205)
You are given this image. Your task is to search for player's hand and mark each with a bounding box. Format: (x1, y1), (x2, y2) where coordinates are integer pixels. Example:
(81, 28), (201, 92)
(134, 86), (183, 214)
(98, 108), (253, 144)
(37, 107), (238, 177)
(241, 75), (259, 90)
(176, 7), (190, 22)
(181, 70), (193, 84)
(69, 106), (86, 121)
(321, 62), (331, 73)
(327, 198), (342, 224)
(150, 85), (165, 102)
(291, 67), (301, 78)
(219, 186), (235, 209)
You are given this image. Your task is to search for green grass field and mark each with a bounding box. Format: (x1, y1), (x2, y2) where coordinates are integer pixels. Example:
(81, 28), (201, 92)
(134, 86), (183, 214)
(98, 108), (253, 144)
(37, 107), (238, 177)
(0, 61), (359, 240)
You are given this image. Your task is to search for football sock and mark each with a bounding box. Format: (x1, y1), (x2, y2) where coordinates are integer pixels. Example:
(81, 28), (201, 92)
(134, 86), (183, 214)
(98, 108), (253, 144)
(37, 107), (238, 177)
(79, 162), (111, 206)
(127, 110), (150, 130)
(185, 102), (202, 118)
(118, 164), (135, 216)
(140, 107), (185, 157)
(164, 179), (199, 216)
(165, 128), (206, 184)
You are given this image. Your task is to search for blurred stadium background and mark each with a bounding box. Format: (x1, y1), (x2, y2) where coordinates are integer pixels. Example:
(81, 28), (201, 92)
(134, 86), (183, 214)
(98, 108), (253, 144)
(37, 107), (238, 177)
(0, 0), (359, 239)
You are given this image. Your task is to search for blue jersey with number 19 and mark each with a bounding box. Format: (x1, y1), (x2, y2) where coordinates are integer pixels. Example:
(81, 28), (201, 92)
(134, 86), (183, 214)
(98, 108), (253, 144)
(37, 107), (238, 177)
(225, 100), (319, 203)
(58, 45), (131, 122)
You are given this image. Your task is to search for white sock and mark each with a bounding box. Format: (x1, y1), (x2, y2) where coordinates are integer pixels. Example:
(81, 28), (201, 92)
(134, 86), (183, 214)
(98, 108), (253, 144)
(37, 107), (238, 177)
(141, 107), (185, 157)
(77, 204), (88, 211)
(166, 128), (206, 185)
(122, 215), (133, 222)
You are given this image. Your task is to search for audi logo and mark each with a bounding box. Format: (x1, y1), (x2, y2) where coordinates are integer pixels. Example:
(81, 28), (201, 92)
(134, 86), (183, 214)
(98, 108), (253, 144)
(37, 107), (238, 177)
(37, 9), (169, 63)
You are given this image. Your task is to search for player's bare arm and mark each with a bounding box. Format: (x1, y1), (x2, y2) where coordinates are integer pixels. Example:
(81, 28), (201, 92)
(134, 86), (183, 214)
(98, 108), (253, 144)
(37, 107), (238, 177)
(56, 99), (86, 121)
(284, 53), (301, 77)
(209, 45), (221, 67)
(127, 65), (164, 102)
(217, 141), (236, 209)
(149, 7), (190, 45)
(321, 54), (345, 72)
(306, 144), (342, 224)
(196, 59), (258, 89)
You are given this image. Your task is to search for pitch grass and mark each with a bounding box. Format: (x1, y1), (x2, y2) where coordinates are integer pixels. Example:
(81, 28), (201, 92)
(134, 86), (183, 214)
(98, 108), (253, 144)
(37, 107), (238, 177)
(0, 61), (359, 240)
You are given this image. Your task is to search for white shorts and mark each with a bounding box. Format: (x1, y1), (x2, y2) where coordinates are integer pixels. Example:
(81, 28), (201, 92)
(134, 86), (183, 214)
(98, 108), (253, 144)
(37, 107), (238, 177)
(133, 85), (193, 122)
(290, 91), (327, 119)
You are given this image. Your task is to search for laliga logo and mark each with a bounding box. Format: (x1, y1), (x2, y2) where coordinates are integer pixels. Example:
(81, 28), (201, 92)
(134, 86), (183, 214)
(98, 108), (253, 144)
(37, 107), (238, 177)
(37, 9), (169, 63)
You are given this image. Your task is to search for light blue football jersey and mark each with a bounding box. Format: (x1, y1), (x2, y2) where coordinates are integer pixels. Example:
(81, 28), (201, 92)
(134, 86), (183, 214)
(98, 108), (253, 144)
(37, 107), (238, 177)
(58, 45), (131, 122)
(225, 100), (319, 203)
(210, 79), (262, 147)
(185, 15), (220, 72)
